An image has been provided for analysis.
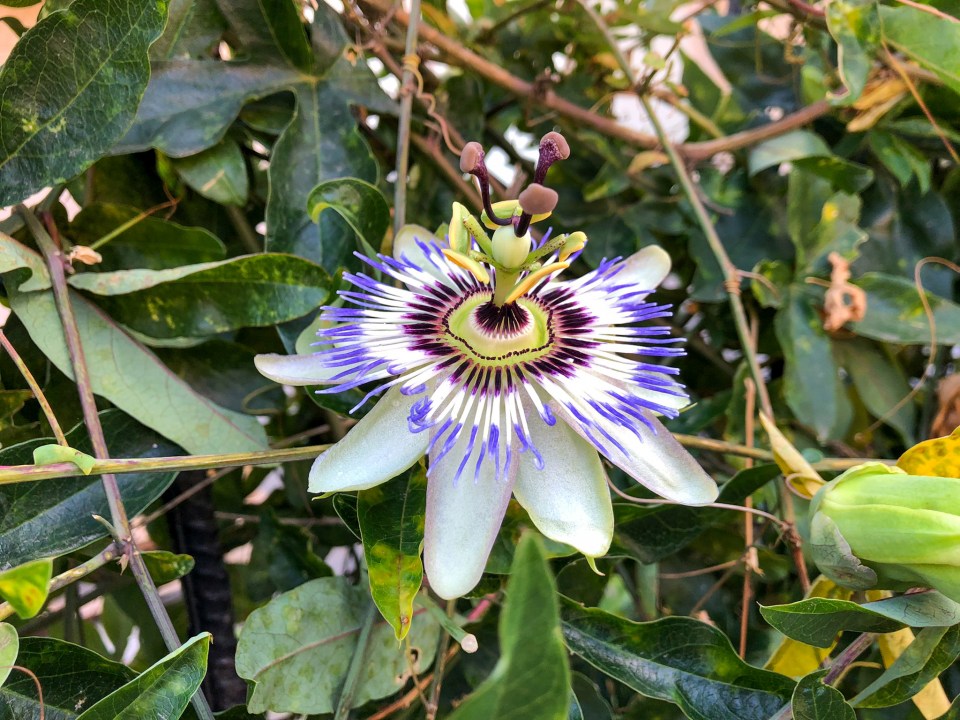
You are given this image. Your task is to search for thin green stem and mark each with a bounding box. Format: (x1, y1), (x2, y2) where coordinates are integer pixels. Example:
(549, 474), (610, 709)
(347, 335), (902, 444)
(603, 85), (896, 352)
(0, 444), (331, 486)
(225, 205), (261, 254)
(23, 207), (215, 720)
(0, 544), (120, 622)
(393, 0), (423, 233)
(0, 329), (67, 446)
(334, 602), (379, 720)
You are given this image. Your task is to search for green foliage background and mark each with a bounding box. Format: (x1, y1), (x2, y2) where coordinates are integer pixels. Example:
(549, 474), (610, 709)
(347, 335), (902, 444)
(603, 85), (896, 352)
(0, 0), (959, 717)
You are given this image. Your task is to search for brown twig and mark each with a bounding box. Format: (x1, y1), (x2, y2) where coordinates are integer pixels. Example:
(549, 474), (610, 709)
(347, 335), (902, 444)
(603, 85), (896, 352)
(363, 0), (832, 161)
(22, 207), (214, 720)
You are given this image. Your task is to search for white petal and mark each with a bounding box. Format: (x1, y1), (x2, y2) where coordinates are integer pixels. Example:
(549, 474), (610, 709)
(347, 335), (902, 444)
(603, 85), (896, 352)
(617, 245), (671, 291)
(255, 353), (343, 386)
(424, 431), (519, 599)
(513, 417), (613, 558)
(308, 385), (429, 493)
(551, 401), (718, 505)
(392, 224), (447, 282)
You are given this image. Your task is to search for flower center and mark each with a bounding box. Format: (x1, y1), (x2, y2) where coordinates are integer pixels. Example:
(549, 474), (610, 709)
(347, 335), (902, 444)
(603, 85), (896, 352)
(443, 293), (554, 366)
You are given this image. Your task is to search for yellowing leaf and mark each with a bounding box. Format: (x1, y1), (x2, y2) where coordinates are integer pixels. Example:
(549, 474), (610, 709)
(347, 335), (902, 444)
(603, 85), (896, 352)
(758, 412), (824, 498)
(897, 427), (960, 477)
(0, 558), (53, 619)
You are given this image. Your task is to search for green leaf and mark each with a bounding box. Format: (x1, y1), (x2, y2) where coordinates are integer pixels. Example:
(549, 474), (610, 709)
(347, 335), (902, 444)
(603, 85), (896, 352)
(449, 534), (570, 720)
(0, 624), (17, 689)
(796, 193), (868, 276)
(937, 695), (960, 719)
(868, 132), (931, 193)
(852, 625), (960, 708)
(791, 670), (856, 720)
(140, 550), (195, 584)
(0, 411), (178, 570)
(118, 60), (301, 156)
(0, 232), (49, 292)
(561, 601), (795, 720)
(760, 598), (905, 648)
(170, 139), (249, 206)
(834, 338), (915, 445)
(68, 254), (330, 338)
(150, 0), (225, 61)
(8, 278), (268, 454)
(0, 637), (135, 719)
(32, 444), (96, 474)
(0, 558), (52, 619)
(485, 501), (576, 574)
(68, 203), (227, 271)
(775, 285), (851, 441)
(849, 272), (960, 344)
(358, 464), (427, 640)
(307, 177), (391, 256)
(214, 0), (313, 71)
(882, 5), (960, 97)
(748, 131), (873, 193)
(826, 0), (879, 103)
(570, 673), (613, 720)
(75, 632), (210, 720)
(613, 464), (780, 563)
(235, 576), (440, 714)
(246, 509), (331, 600)
(0, 0), (169, 205)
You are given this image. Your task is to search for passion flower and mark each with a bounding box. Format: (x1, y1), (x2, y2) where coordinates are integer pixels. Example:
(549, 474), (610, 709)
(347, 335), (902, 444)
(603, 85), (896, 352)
(808, 461), (960, 602)
(256, 133), (717, 598)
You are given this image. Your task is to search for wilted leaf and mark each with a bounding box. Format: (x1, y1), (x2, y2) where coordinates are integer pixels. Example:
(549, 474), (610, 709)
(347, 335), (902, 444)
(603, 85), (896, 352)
(899, 427), (960, 477)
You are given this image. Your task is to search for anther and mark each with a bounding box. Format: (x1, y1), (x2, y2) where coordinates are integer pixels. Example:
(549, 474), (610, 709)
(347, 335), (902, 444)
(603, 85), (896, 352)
(514, 183), (559, 237)
(533, 131), (570, 184)
(460, 141), (511, 227)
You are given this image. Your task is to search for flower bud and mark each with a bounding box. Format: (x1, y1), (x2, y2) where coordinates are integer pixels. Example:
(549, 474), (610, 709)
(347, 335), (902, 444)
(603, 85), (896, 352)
(808, 462), (960, 602)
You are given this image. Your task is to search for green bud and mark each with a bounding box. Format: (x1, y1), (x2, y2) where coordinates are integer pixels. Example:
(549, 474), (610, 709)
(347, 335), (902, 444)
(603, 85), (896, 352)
(808, 462), (960, 602)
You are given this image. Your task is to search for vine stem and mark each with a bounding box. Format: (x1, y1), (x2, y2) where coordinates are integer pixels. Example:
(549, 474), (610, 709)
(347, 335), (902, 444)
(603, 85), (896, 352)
(0, 439), (876, 487)
(0, 329), (67, 446)
(334, 602), (379, 720)
(22, 207), (215, 720)
(392, 0), (423, 233)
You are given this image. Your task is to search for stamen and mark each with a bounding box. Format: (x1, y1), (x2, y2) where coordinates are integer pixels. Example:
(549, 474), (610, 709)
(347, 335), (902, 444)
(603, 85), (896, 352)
(504, 262), (569, 304)
(442, 248), (491, 284)
(515, 183), (559, 237)
(460, 141), (511, 227)
(533, 131), (570, 185)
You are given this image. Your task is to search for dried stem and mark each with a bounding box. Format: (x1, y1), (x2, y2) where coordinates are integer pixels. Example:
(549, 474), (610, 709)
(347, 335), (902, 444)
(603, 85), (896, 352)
(22, 207), (214, 720)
